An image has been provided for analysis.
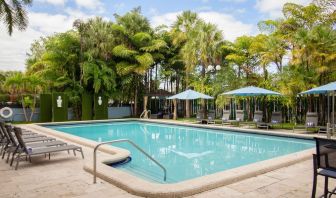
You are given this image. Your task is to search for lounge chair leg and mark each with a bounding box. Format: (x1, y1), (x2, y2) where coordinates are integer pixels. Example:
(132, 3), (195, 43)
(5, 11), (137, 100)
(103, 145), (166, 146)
(6, 151), (11, 163)
(29, 156), (31, 163)
(80, 149), (84, 159)
(324, 176), (329, 198)
(10, 153), (16, 166)
(73, 150), (76, 156)
(312, 173), (317, 198)
(2, 148), (6, 159)
(48, 153), (50, 160)
(15, 153), (21, 170)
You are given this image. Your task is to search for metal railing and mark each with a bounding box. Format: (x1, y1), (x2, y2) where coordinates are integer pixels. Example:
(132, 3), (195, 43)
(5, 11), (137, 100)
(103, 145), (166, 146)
(93, 139), (167, 183)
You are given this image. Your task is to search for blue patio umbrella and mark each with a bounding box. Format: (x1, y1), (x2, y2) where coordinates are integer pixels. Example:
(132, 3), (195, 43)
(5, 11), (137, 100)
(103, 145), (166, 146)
(221, 86), (281, 120)
(299, 81), (336, 95)
(168, 89), (213, 100)
(299, 81), (336, 134)
(167, 89), (213, 120)
(221, 86), (281, 96)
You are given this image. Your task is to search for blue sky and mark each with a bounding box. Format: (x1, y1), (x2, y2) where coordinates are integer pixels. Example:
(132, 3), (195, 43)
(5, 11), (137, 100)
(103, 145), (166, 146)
(0, 0), (312, 70)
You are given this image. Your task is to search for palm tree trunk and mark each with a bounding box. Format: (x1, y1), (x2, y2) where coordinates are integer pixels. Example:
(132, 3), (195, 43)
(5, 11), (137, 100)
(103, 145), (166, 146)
(29, 94), (37, 121)
(201, 65), (206, 118)
(21, 96), (28, 122)
(134, 84), (138, 116)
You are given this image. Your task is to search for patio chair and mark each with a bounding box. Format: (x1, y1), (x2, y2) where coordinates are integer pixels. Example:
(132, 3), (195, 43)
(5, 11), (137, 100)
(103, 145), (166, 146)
(1, 125), (65, 163)
(253, 111), (269, 129)
(13, 127), (84, 170)
(312, 137), (336, 198)
(269, 111), (283, 125)
(257, 111), (283, 130)
(163, 113), (173, 119)
(236, 110), (244, 122)
(196, 111), (205, 123)
(222, 110), (237, 125)
(207, 111), (215, 124)
(318, 113), (336, 134)
(305, 112), (319, 131)
(150, 112), (163, 119)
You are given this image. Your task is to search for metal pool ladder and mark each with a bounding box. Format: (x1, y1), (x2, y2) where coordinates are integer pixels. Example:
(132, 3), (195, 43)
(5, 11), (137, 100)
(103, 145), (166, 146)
(93, 139), (167, 183)
(140, 110), (151, 119)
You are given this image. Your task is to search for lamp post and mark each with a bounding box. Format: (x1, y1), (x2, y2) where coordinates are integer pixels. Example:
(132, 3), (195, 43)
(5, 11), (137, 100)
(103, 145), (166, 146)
(205, 64), (221, 73)
(201, 64), (221, 116)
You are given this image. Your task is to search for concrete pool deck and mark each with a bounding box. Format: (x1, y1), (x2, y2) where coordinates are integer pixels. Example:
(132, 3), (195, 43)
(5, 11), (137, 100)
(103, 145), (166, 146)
(1, 119), (334, 197)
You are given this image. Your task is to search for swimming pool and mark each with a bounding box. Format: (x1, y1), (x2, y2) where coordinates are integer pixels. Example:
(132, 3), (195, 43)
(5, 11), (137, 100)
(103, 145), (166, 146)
(47, 121), (314, 183)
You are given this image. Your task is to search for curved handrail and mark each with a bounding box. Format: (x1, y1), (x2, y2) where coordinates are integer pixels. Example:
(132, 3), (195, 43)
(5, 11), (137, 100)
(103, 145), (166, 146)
(140, 110), (151, 119)
(93, 139), (167, 183)
(140, 110), (147, 118)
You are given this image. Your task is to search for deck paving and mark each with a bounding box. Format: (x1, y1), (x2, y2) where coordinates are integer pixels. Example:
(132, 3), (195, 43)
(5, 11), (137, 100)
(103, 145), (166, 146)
(0, 125), (335, 198)
(1, 150), (334, 198)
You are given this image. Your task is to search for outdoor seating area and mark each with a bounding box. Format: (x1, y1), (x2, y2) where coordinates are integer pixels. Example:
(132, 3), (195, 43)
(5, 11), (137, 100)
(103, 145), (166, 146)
(0, 0), (336, 197)
(0, 122), (84, 170)
(312, 137), (336, 198)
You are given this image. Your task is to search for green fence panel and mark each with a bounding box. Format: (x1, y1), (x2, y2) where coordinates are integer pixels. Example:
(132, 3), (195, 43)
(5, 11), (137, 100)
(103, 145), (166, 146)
(93, 94), (108, 120)
(82, 91), (93, 120)
(39, 93), (52, 122)
(52, 92), (68, 122)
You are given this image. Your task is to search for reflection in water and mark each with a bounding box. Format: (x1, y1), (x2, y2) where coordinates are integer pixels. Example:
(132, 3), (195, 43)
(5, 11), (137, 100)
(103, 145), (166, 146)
(50, 121), (314, 183)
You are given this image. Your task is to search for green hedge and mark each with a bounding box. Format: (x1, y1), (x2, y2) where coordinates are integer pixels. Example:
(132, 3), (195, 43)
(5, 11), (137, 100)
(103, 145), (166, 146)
(52, 92), (68, 122)
(93, 94), (108, 120)
(40, 93), (52, 122)
(82, 91), (93, 120)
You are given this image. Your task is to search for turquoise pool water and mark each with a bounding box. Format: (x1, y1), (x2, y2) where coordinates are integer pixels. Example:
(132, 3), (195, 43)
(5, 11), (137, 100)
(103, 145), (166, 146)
(47, 121), (314, 183)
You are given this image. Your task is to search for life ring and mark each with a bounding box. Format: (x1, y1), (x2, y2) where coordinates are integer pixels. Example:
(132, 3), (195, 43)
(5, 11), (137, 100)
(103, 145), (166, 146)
(0, 107), (13, 119)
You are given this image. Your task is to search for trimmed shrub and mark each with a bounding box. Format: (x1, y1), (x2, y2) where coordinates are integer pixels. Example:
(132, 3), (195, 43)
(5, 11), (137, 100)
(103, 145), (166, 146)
(40, 93), (52, 122)
(82, 91), (93, 120)
(93, 94), (108, 120)
(52, 92), (68, 122)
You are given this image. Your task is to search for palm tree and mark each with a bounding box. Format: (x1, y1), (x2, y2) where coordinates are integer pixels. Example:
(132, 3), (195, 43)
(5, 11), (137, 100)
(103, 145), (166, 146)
(171, 11), (200, 118)
(184, 22), (223, 116)
(0, 0), (32, 35)
(79, 17), (116, 96)
(112, 8), (166, 116)
(4, 73), (44, 121)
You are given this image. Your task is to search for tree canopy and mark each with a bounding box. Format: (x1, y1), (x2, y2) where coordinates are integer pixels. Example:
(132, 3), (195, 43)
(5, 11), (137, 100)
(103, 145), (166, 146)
(2, 1), (335, 119)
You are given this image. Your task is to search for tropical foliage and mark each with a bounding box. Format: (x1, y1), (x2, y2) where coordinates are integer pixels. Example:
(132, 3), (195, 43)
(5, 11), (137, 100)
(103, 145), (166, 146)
(1, 1), (336, 121)
(0, 0), (32, 35)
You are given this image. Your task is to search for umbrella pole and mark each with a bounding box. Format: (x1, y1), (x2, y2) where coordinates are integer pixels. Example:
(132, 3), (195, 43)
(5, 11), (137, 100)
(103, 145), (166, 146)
(327, 92), (330, 138)
(333, 91), (335, 135)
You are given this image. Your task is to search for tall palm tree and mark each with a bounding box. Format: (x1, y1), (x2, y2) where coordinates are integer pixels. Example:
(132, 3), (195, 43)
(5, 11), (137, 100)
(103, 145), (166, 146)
(184, 22), (223, 115)
(112, 8), (166, 115)
(0, 0), (32, 35)
(171, 11), (200, 118)
(79, 17), (116, 96)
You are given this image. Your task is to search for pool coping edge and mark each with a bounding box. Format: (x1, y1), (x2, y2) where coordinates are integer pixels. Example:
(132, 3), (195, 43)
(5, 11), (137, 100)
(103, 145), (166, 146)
(21, 119), (315, 198)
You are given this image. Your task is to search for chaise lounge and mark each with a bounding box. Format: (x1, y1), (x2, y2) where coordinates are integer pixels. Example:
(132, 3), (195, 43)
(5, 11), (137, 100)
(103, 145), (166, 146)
(13, 127), (84, 170)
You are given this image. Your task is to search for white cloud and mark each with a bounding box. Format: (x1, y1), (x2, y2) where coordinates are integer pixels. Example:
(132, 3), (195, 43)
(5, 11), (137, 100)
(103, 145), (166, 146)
(199, 12), (254, 41)
(36, 0), (67, 6)
(74, 0), (104, 13)
(151, 11), (254, 41)
(0, 10), (95, 71)
(151, 12), (181, 29)
(219, 0), (247, 2)
(255, 0), (312, 18)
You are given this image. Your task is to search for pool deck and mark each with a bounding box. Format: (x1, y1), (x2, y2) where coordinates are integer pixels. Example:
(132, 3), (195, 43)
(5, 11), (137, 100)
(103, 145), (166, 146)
(1, 150), (334, 198)
(1, 119), (334, 197)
